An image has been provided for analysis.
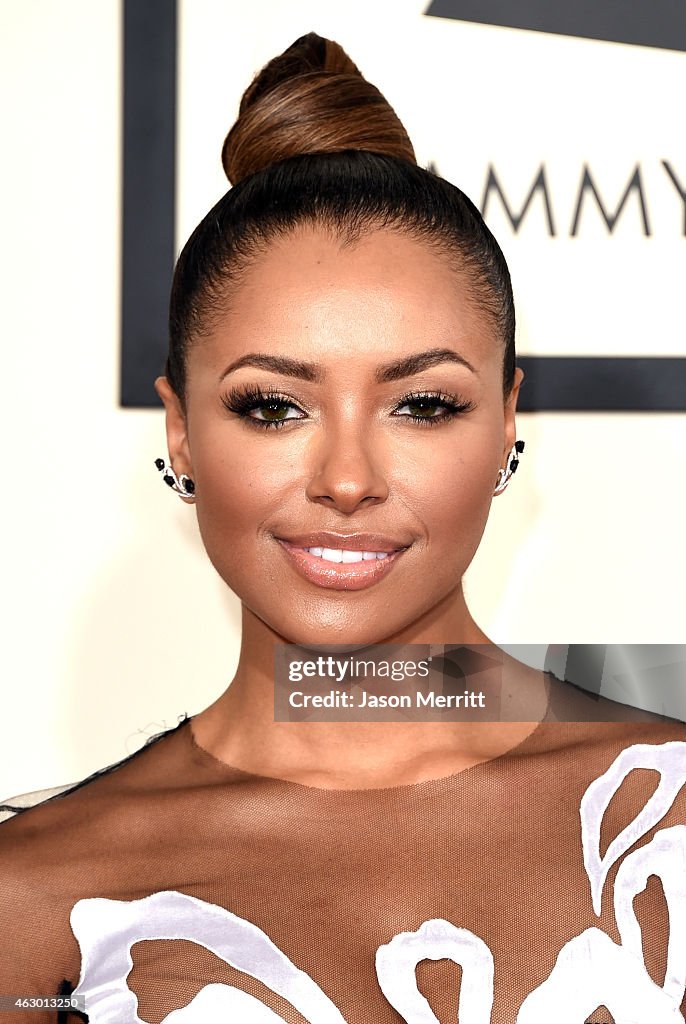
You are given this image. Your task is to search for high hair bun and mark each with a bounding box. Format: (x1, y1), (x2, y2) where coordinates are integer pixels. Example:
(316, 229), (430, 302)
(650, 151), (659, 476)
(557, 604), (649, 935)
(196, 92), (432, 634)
(222, 31), (417, 186)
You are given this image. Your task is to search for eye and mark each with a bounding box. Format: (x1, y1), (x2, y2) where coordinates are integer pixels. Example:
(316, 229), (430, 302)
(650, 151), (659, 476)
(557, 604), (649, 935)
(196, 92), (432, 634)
(393, 391), (476, 427)
(220, 385), (475, 431)
(220, 385), (305, 429)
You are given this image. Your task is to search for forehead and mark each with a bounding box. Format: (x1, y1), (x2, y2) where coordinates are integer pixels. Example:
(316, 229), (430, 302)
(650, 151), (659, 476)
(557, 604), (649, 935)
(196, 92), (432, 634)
(197, 225), (498, 372)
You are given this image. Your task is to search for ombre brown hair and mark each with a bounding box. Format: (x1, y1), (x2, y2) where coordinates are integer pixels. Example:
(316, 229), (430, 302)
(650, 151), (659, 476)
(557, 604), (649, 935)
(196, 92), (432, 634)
(166, 32), (515, 412)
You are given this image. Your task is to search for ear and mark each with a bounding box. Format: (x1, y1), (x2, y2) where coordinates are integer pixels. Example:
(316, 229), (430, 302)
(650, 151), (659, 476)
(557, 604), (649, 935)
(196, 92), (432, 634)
(154, 376), (195, 502)
(502, 365), (525, 459)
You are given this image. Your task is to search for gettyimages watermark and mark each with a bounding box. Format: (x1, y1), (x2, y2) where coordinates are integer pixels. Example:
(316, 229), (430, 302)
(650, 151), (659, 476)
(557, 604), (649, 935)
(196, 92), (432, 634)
(273, 643), (686, 723)
(276, 643), (494, 722)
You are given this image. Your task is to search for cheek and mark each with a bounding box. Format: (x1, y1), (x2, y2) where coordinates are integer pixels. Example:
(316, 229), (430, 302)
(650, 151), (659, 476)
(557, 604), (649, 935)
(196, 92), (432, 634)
(191, 431), (290, 584)
(402, 426), (501, 543)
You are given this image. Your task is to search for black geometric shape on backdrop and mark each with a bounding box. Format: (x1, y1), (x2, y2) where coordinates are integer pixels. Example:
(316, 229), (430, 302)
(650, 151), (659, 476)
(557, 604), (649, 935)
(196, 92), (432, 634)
(424, 0), (686, 52)
(121, 0), (177, 407)
(515, 357), (686, 412)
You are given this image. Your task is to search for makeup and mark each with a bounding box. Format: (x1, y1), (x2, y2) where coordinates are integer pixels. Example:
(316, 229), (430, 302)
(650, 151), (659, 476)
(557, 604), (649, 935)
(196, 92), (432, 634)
(276, 539), (408, 591)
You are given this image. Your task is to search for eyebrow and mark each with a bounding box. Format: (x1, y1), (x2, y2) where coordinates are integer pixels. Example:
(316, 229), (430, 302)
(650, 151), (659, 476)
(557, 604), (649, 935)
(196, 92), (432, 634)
(218, 347), (477, 384)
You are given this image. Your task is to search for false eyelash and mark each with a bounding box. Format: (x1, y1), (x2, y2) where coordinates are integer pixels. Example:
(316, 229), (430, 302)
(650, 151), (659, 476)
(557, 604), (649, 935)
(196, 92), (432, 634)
(394, 390), (476, 427)
(220, 384), (297, 428)
(220, 383), (476, 430)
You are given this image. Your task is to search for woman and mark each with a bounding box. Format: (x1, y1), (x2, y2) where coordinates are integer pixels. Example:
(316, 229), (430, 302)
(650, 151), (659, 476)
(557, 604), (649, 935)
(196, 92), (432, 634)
(1, 31), (685, 1024)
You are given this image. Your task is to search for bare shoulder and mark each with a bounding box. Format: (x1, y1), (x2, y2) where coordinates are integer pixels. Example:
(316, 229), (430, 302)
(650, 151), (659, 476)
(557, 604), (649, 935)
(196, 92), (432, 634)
(0, 773), (121, 884)
(0, 786), (90, 993)
(538, 714), (686, 762)
(0, 781), (81, 824)
(0, 749), (171, 990)
(0, 718), (197, 889)
(529, 715), (686, 835)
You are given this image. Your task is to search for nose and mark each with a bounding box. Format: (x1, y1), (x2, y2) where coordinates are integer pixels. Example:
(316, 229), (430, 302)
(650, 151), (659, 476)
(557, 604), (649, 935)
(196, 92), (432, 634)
(304, 417), (391, 514)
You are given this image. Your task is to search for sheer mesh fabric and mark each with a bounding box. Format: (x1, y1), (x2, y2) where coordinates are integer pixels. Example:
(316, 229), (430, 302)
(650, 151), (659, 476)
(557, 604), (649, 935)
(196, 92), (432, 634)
(1, 671), (686, 1024)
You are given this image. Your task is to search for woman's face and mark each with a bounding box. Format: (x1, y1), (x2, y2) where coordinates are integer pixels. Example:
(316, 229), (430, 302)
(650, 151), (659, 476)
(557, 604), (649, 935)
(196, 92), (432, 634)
(156, 225), (523, 646)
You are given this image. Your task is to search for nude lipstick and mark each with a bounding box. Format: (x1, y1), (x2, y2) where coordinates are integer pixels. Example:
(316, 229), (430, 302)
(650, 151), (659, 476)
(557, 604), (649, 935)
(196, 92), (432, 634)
(275, 538), (410, 591)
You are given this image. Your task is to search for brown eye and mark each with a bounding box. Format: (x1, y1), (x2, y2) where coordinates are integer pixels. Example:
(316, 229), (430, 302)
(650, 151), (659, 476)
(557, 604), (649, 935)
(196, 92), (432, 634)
(220, 385), (475, 431)
(251, 398), (298, 425)
(394, 392), (475, 427)
(220, 386), (305, 430)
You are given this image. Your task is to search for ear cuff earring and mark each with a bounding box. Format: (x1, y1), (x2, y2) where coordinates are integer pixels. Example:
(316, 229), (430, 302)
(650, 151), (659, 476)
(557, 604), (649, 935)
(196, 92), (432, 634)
(493, 439), (525, 495)
(154, 439), (525, 502)
(154, 458), (196, 499)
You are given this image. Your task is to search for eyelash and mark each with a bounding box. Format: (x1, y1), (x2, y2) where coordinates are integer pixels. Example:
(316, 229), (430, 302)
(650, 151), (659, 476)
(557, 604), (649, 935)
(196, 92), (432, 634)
(220, 384), (476, 430)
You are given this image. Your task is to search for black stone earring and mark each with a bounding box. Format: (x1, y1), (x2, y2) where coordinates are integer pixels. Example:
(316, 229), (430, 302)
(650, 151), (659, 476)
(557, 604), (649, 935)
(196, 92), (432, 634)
(493, 440), (525, 495)
(154, 458), (196, 499)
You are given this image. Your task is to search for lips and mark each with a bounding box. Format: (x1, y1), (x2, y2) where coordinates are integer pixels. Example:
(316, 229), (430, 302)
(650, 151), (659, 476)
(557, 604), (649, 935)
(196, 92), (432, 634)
(275, 538), (410, 591)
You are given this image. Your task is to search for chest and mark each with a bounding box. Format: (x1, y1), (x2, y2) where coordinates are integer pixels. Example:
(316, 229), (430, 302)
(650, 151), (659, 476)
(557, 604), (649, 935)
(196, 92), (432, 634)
(62, 760), (686, 1023)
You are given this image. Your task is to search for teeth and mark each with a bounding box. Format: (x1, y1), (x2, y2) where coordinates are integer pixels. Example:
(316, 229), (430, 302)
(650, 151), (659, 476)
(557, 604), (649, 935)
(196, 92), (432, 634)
(304, 547), (391, 563)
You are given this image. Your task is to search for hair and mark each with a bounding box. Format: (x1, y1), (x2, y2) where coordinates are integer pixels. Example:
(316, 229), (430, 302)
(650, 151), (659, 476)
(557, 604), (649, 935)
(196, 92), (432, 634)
(165, 32), (515, 413)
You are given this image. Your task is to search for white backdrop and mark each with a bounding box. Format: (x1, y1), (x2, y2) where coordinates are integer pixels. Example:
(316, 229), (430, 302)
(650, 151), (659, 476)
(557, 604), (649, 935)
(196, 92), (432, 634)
(1, 0), (684, 799)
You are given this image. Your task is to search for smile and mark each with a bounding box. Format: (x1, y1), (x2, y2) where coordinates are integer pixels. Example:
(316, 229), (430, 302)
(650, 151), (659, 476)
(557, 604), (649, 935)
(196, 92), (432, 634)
(275, 539), (409, 591)
(303, 547), (391, 562)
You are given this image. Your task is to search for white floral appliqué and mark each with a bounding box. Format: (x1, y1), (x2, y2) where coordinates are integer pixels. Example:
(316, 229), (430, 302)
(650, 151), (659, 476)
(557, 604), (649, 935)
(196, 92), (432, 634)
(71, 741), (686, 1023)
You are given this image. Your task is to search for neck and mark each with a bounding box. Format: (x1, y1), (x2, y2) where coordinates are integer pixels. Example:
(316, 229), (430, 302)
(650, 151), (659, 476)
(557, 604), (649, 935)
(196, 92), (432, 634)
(190, 595), (549, 788)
